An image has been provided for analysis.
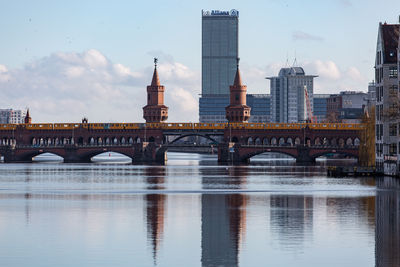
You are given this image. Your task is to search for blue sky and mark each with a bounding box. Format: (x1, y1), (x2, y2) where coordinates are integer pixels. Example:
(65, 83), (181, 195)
(0, 0), (399, 122)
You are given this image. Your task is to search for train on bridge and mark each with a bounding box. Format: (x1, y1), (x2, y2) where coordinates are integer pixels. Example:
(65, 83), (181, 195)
(0, 122), (365, 131)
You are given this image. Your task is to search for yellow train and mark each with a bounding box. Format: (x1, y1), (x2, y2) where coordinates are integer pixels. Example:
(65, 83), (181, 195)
(0, 122), (366, 131)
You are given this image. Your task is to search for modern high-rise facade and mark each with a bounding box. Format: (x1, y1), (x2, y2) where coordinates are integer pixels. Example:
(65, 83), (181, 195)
(0, 109), (27, 124)
(200, 9), (239, 122)
(374, 22), (400, 175)
(267, 67), (317, 123)
(313, 94), (330, 122)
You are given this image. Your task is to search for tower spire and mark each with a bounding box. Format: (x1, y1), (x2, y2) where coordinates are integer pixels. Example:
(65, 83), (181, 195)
(24, 109), (31, 124)
(233, 57), (242, 86)
(151, 57), (160, 86)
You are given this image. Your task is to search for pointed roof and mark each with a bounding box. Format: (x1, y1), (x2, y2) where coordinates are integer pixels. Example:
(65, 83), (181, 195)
(233, 58), (243, 86)
(25, 109), (30, 118)
(151, 66), (160, 86)
(151, 58), (160, 86)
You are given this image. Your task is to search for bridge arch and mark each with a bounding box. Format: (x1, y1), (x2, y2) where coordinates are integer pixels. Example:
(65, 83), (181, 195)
(262, 137), (269, 145)
(278, 137), (285, 145)
(311, 151), (359, 160)
(168, 133), (218, 145)
(295, 137), (301, 145)
(287, 137), (293, 146)
(271, 137), (277, 145)
(346, 137), (353, 146)
(247, 137), (254, 145)
(241, 149), (297, 162)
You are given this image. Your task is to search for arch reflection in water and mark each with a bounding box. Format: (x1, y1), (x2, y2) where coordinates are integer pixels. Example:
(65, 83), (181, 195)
(144, 167), (167, 265)
(375, 177), (400, 267)
(201, 167), (247, 266)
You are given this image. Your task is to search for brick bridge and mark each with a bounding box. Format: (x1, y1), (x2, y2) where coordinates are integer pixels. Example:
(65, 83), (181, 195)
(0, 122), (363, 164)
(0, 60), (364, 164)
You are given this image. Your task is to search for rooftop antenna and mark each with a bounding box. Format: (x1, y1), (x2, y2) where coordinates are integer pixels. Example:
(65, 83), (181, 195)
(292, 50), (298, 67)
(285, 52), (289, 67)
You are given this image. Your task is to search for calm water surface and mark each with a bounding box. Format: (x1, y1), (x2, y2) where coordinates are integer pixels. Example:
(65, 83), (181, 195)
(0, 153), (399, 267)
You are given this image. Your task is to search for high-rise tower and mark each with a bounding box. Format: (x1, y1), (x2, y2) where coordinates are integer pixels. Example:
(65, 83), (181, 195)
(143, 58), (168, 123)
(200, 9), (239, 122)
(225, 59), (250, 123)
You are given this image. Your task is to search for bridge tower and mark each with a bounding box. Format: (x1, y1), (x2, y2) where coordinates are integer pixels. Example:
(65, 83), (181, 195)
(225, 59), (251, 122)
(24, 109), (31, 124)
(143, 58), (168, 123)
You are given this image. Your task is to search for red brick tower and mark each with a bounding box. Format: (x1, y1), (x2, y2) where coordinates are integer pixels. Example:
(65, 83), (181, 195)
(24, 109), (31, 124)
(143, 58), (168, 123)
(225, 59), (251, 122)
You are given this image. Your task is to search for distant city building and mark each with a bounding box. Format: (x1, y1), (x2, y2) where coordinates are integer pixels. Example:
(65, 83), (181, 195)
(367, 81), (376, 106)
(199, 94), (271, 123)
(0, 109), (27, 124)
(374, 21), (400, 175)
(326, 91), (368, 123)
(0, 109), (12, 124)
(267, 67), (317, 123)
(200, 9), (239, 122)
(313, 94), (330, 122)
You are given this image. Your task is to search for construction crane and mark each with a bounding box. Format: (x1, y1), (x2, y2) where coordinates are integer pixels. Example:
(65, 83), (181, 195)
(304, 86), (317, 123)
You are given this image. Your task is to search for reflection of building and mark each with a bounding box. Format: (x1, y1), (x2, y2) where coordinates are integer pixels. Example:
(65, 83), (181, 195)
(375, 177), (400, 267)
(201, 167), (247, 266)
(267, 67), (317, 123)
(144, 167), (166, 264)
(269, 195), (313, 249)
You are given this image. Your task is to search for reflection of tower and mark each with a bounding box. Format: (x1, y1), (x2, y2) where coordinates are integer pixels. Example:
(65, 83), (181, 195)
(270, 195), (313, 249)
(201, 167), (247, 266)
(144, 167), (166, 264)
(375, 177), (400, 267)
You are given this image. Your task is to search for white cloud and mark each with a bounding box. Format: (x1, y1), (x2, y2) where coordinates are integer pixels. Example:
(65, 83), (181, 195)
(303, 60), (341, 80)
(292, 31), (324, 42)
(0, 49), (200, 123)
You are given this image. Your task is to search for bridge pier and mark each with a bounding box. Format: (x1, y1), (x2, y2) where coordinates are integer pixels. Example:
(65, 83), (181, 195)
(295, 146), (315, 163)
(2, 147), (33, 163)
(218, 143), (248, 164)
(133, 142), (166, 164)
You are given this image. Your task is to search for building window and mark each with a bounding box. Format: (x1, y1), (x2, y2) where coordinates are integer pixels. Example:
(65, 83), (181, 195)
(235, 94), (239, 101)
(389, 143), (397, 156)
(389, 67), (398, 78)
(389, 123), (397, 136)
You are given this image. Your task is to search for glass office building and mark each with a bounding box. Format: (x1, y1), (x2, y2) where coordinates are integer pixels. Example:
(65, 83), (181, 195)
(200, 10), (239, 122)
(199, 94), (271, 123)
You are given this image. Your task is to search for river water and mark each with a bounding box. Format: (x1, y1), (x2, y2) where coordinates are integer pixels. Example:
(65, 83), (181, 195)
(0, 153), (399, 267)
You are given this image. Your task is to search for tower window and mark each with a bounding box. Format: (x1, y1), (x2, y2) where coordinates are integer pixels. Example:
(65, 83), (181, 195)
(148, 93), (150, 101)
(235, 94), (239, 101)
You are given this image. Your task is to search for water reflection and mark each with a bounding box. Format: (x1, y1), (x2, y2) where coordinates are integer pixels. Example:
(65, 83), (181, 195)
(270, 195), (313, 250)
(144, 167), (166, 265)
(201, 167), (247, 266)
(376, 177), (400, 267)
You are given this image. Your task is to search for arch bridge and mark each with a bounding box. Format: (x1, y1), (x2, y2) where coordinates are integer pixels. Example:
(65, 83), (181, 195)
(0, 122), (364, 163)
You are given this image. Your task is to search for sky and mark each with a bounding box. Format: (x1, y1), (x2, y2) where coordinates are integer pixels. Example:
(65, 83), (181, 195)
(0, 0), (399, 122)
